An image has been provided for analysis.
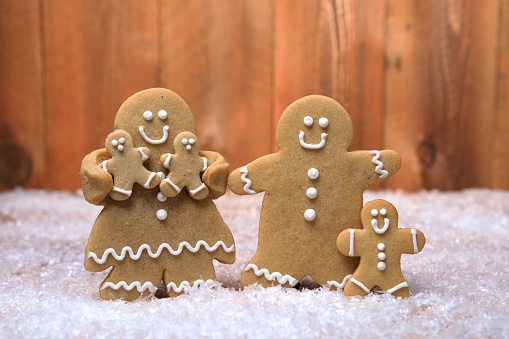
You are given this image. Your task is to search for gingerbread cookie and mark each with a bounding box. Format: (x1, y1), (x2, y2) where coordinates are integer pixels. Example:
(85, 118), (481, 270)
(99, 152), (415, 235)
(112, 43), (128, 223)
(228, 95), (401, 289)
(160, 131), (209, 200)
(337, 200), (425, 298)
(80, 88), (235, 301)
(100, 129), (160, 201)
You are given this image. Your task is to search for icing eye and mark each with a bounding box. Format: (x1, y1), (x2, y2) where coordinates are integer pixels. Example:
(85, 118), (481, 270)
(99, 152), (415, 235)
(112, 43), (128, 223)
(371, 209), (378, 217)
(111, 140), (118, 147)
(304, 116), (313, 126)
(182, 138), (188, 145)
(380, 208), (387, 216)
(189, 138), (195, 145)
(319, 117), (329, 128)
(186, 145), (191, 150)
(119, 137), (125, 144)
(143, 111), (153, 121)
(158, 110), (168, 119)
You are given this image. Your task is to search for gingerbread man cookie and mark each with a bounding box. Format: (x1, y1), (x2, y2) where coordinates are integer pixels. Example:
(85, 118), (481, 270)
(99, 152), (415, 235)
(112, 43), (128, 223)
(228, 95), (401, 289)
(337, 200), (425, 298)
(160, 131), (209, 200)
(80, 88), (235, 301)
(100, 130), (160, 201)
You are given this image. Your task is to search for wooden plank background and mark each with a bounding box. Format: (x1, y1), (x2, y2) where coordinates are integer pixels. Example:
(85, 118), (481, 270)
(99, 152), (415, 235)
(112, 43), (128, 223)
(0, 0), (508, 191)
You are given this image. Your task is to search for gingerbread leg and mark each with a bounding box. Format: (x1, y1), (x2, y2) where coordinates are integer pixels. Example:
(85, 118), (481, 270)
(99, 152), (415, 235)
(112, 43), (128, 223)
(241, 261), (298, 289)
(110, 186), (133, 201)
(343, 277), (371, 297)
(187, 183), (209, 200)
(386, 281), (410, 298)
(138, 171), (160, 190)
(159, 177), (182, 197)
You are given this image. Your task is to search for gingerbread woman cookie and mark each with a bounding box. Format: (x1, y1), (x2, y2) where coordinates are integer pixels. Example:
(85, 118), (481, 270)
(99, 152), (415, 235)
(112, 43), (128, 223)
(80, 88), (235, 301)
(160, 131), (209, 200)
(337, 200), (425, 298)
(100, 130), (160, 201)
(228, 95), (401, 289)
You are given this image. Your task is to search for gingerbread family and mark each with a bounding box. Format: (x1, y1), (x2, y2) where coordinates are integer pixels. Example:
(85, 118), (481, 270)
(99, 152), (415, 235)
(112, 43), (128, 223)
(81, 90), (425, 300)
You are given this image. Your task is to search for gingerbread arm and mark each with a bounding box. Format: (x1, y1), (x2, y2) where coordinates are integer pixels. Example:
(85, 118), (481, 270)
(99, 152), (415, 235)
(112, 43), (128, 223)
(80, 148), (113, 206)
(399, 228), (426, 254)
(227, 153), (277, 195)
(337, 229), (362, 257)
(137, 146), (151, 162)
(350, 149), (401, 188)
(200, 150), (229, 199)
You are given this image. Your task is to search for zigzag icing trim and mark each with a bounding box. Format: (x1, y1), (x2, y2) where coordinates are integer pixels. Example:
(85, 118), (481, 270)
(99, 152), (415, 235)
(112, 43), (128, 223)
(239, 166), (256, 194)
(88, 240), (235, 264)
(101, 279), (217, 293)
(369, 150), (389, 179)
(244, 264), (299, 286)
(324, 274), (352, 289)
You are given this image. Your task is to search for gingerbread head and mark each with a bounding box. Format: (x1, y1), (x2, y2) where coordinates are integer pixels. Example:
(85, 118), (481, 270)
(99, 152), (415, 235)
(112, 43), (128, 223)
(173, 131), (201, 156)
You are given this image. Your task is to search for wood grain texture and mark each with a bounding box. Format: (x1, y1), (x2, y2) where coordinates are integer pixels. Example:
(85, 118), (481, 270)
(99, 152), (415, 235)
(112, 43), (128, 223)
(160, 0), (273, 171)
(0, 0), (44, 189)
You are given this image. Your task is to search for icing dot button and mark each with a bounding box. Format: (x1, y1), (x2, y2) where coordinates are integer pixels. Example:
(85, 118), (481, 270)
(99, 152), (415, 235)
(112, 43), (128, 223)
(377, 243), (385, 251)
(117, 145), (124, 151)
(378, 252), (386, 260)
(371, 209), (378, 217)
(143, 110), (153, 121)
(304, 209), (316, 221)
(158, 110), (168, 119)
(111, 140), (118, 147)
(306, 187), (317, 199)
(304, 116), (313, 126)
(318, 117), (329, 128)
(156, 209), (167, 220)
(157, 192), (167, 202)
(308, 168), (319, 180)
(377, 262), (386, 271)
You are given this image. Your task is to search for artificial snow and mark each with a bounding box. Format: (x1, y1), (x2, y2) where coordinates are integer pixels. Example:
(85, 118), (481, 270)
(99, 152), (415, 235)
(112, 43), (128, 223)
(0, 189), (508, 338)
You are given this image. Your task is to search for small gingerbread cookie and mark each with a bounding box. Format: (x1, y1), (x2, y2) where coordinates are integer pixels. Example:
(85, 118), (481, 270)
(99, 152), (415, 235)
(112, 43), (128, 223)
(100, 130), (160, 201)
(159, 132), (209, 200)
(337, 200), (425, 298)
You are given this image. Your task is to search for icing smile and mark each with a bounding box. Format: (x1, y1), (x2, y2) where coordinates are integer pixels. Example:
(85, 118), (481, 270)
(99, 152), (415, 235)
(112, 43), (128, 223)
(139, 125), (169, 144)
(299, 131), (328, 149)
(371, 218), (390, 234)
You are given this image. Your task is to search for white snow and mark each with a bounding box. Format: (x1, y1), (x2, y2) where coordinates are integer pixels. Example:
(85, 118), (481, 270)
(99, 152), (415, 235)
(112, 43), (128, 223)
(0, 188), (508, 338)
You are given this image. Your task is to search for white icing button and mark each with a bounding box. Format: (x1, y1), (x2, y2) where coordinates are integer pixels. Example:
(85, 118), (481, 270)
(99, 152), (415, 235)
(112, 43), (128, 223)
(304, 116), (313, 126)
(378, 252), (386, 260)
(158, 110), (168, 119)
(308, 168), (319, 180)
(143, 111), (153, 121)
(186, 145), (191, 151)
(306, 187), (317, 199)
(304, 209), (316, 221)
(156, 209), (167, 220)
(119, 137), (125, 144)
(377, 243), (385, 251)
(157, 192), (167, 202)
(189, 138), (195, 144)
(111, 140), (118, 147)
(380, 208), (387, 216)
(371, 209), (378, 217)
(117, 145), (124, 151)
(182, 138), (188, 145)
(318, 117), (329, 128)
(377, 262), (386, 271)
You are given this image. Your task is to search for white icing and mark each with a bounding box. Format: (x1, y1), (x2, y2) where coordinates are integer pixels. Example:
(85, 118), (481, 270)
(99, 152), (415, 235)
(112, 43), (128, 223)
(304, 209), (316, 221)
(244, 264), (299, 286)
(202, 157), (208, 171)
(101, 279), (216, 294)
(411, 229), (418, 253)
(318, 117), (329, 127)
(143, 172), (157, 188)
(119, 137), (125, 144)
(157, 192), (167, 202)
(111, 140), (118, 147)
(303, 116), (313, 126)
(112, 186), (132, 196)
(378, 252), (386, 260)
(182, 138), (188, 145)
(117, 145), (124, 152)
(380, 208), (387, 216)
(88, 240), (235, 264)
(371, 209), (378, 217)
(377, 262), (386, 271)
(306, 187), (317, 199)
(299, 131), (328, 149)
(157, 172), (165, 179)
(189, 183), (207, 196)
(378, 243), (385, 251)
(189, 138), (195, 144)
(324, 274), (352, 289)
(186, 145), (191, 151)
(369, 150), (389, 179)
(139, 125), (169, 144)
(158, 110), (167, 120)
(156, 209), (167, 220)
(137, 147), (148, 161)
(163, 154), (172, 168)
(98, 161), (108, 173)
(387, 281), (408, 294)
(350, 277), (370, 293)
(163, 178), (181, 194)
(308, 168), (319, 179)
(143, 111), (153, 121)
(239, 166), (256, 194)
(349, 229), (355, 256)
(371, 218), (390, 234)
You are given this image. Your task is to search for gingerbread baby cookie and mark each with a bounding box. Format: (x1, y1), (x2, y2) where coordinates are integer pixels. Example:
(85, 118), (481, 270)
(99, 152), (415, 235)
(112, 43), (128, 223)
(160, 131), (209, 200)
(80, 88), (235, 301)
(337, 200), (425, 298)
(228, 95), (401, 289)
(100, 129), (160, 201)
